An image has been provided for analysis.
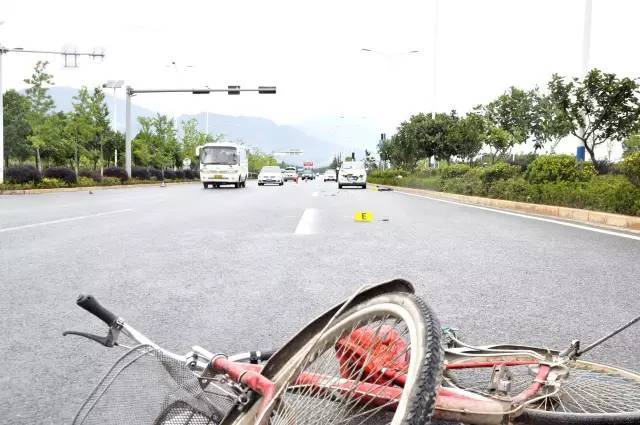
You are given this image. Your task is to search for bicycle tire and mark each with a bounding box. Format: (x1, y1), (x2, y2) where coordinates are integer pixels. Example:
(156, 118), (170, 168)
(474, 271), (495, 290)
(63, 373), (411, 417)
(519, 360), (640, 425)
(230, 292), (443, 425)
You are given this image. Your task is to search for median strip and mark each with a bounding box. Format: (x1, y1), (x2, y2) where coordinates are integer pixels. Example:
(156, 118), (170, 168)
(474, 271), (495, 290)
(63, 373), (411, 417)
(384, 185), (640, 241)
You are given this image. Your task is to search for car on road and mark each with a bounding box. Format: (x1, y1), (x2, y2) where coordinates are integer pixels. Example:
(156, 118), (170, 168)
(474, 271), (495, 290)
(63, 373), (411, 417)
(283, 166), (298, 182)
(197, 143), (249, 189)
(323, 169), (337, 182)
(301, 169), (315, 180)
(258, 166), (284, 186)
(338, 161), (367, 189)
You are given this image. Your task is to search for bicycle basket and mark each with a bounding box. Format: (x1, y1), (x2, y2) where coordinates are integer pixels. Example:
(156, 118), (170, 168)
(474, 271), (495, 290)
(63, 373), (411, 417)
(73, 345), (237, 425)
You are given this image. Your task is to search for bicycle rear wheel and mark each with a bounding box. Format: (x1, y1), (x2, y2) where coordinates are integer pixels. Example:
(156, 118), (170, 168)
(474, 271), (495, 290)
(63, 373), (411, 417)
(232, 292), (443, 425)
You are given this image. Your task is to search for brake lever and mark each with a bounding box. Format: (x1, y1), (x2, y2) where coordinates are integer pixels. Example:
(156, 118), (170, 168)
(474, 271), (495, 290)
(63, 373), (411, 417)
(63, 326), (120, 348)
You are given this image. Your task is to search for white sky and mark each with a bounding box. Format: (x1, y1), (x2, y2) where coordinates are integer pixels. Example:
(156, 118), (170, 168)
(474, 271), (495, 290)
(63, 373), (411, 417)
(2, 0), (639, 157)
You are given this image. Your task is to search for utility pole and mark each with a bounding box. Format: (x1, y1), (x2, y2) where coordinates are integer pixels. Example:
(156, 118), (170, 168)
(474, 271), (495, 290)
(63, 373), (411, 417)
(577, 0), (592, 161)
(0, 44), (104, 183)
(124, 85), (276, 177)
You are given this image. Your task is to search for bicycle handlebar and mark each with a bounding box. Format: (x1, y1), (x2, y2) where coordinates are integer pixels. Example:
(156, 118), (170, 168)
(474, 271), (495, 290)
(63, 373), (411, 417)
(76, 294), (118, 327)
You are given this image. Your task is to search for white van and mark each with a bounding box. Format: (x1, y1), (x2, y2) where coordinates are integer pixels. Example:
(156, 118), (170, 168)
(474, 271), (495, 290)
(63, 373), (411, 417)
(196, 143), (249, 188)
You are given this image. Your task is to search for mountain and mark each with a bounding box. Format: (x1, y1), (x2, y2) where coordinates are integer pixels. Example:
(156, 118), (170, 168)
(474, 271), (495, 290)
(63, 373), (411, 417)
(45, 87), (346, 166)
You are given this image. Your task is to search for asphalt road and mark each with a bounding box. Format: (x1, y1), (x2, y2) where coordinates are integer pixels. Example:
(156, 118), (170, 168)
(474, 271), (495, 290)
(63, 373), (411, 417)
(1, 180), (639, 424)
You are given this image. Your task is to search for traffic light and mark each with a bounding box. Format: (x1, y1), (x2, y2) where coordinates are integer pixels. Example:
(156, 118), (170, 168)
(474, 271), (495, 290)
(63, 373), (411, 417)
(228, 85), (240, 95)
(258, 86), (276, 94)
(351, 152), (355, 160)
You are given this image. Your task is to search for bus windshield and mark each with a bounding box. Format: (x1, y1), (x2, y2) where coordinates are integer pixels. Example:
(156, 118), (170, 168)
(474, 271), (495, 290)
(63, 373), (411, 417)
(200, 146), (238, 165)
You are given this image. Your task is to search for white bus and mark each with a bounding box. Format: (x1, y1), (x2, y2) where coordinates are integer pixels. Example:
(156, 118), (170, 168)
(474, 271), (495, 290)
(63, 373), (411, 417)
(196, 143), (249, 189)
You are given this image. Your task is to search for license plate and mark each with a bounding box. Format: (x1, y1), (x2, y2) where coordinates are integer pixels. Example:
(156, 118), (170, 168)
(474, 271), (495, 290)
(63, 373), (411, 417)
(214, 174), (224, 179)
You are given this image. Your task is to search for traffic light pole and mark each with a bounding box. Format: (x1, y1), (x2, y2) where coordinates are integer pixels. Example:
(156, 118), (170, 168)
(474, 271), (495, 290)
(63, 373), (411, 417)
(123, 86), (276, 177)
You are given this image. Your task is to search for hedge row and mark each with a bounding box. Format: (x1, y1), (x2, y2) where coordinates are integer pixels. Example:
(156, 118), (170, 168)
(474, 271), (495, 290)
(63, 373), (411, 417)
(369, 155), (640, 216)
(2, 165), (200, 188)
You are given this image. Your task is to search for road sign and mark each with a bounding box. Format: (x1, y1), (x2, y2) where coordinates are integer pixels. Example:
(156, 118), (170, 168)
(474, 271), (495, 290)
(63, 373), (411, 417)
(303, 161), (314, 168)
(354, 211), (374, 222)
(182, 158), (191, 169)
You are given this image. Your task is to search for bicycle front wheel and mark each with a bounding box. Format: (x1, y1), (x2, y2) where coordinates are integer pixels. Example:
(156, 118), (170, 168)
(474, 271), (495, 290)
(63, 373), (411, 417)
(520, 359), (640, 425)
(234, 292), (443, 425)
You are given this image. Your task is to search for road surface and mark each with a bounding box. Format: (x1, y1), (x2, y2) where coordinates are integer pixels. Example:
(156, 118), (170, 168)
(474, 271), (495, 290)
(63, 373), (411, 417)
(1, 180), (638, 424)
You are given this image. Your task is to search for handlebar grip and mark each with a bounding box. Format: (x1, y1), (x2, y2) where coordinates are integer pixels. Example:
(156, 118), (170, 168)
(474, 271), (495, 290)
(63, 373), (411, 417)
(76, 294), (118, 326)
(258, 350), (275, 361)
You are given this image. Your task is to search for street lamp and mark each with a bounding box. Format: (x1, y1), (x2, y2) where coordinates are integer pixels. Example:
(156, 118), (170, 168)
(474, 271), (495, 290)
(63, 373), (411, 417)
(102, 80), (124, 166)
(124, 85), (276, 178)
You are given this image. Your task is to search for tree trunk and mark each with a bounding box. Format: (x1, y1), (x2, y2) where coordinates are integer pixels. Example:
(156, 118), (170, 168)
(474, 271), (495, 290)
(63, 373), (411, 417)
(100, 140), (104, 178)
(583, 142), (597, 167)
(36, 148), (42, 172)
(75, 142), (79, 177)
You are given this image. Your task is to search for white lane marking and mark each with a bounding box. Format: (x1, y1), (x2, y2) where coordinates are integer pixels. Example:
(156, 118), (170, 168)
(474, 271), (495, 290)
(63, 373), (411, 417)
(397, 191), (640, 241)
(0, 209), (133, 233)
(294, 208), (319, 235)
(312, 191), (319, 197)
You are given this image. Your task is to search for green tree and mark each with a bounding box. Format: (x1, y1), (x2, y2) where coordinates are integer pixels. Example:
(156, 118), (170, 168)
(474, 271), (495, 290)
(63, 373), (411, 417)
(88, 88), (110, 175)
(548, 69), (640, 166)
(24, 61), (56, 171)
(180, 118), (222, 166)
(530, 88), (571, 153)
(3, 90), (32, 166)
(67, 87), (96, 175)
(622, 134), (640, 158)
(448, 112), (485, 162)
(103, 130), (125, 166)
(482, 87), (535, 154)
(248, 148), (278, 173)
(133, 114), (180, 174)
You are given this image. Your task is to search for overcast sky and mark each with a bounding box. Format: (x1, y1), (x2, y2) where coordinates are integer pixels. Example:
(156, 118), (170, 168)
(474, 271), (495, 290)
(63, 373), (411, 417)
(2, 0), (639, 156)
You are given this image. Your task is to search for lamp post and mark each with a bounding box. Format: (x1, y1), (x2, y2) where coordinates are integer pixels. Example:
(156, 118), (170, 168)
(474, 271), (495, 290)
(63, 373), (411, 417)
(102, 80), (124, 167)
(124, 85), (276, 177)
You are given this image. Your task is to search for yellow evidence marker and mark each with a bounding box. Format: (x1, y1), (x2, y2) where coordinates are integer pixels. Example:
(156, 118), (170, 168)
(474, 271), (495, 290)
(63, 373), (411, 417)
(354, 211), (374, 222)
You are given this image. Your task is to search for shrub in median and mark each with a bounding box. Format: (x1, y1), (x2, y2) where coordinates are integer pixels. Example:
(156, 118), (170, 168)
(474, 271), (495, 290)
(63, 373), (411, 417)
(100, 177), (121, 186)
(43, 167), (77, 185)
(149, 168), (163, 180)
(480, 162), (520, 184)
(5, 165), (41, 184)
(132, 167), (150, 180)
(104, 166), (129, 182)
(79, 169), (101, 181)
(38, 177), (66, 189)
(173, 170), (185, 179)
(77, 176), (97, 187)
(163, 170), (176, 180)
(440, 163), (471, 179)
(526, 154), (595, 184)
(621, 152), (640, 187)
(183, 169), (195, 179)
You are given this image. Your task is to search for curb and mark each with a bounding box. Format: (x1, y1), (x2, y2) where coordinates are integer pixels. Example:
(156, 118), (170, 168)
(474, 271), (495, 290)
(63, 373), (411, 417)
(0, 181), (199, 195)
(374, 184), (640, 232)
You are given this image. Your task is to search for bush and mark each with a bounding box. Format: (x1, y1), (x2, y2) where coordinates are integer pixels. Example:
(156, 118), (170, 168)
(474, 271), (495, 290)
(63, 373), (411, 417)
(440, 163), (471, 179)
(79, 169), (101, 181)
(131, 167), (150, 180)
(480, 162), (520, 184)
(100, 177), (121, 186)
(77, 176), (97, 187)
(149, 168), (163, 180)
(173, 170), (185, 179)
(506, 153), (538, 172)
(487, 177), (531, 202)
(621, 152), (640, 187)
(593, 160), (620, 175)
(5, 165), (41, 184)
(526, 155), (595, 184)
(38, 177), (65, 189)
(43, 167), (77, 185)
(103, 166), (128, 182)
(163, 170), (176, 180)
(440, 175), (485, 196)
(183, 169), (197, 179)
